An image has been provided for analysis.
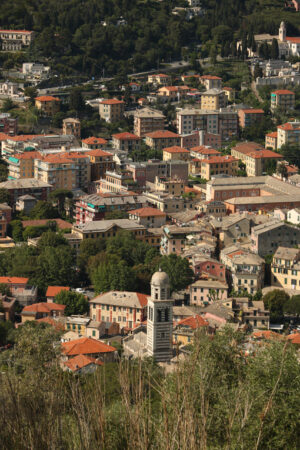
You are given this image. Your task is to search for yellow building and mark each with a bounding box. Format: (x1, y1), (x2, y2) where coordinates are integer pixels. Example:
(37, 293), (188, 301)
(34, 154), (76, 190)
(271, 246), (300, 290)
(145, 130), (180, 150)
(35, 95), (60, 116)
(200, 155), (239, 180)
(223, 87), (235, 102)
(163, 146), (190, 161)
(147, 73), (171, 85)
(65, 316), (90, 337)
(99, 99), (124, 123)
(277, 121), (300, 149)
(173, 315), (208, 345)
(72, 218), (147, 240)
(201, 89), (227, 110)
(7, 151), (41, 179)
(231, 142), (283, 176)
(63, 118), (81, 138)
(153, 176), (185, 196)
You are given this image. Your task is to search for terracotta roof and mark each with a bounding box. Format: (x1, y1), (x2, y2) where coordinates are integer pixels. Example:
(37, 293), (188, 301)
(61, 152), (90, 160)
(146, 130), (179, 138)
(247, 150), (282, 159)
(62, 337), (116, 356)
(82, 137), (107, 145)
(35, 96), (60, 102)
(9, 134), (42, 142)
(86, 149), (112, 157)
(201, 156), (238, 164)
(129, 207), (166, 217)
(136, 293), (148, 308)
(40, 154), (73, 164)
(46, 286), (70, 297)
(286, 165), (298, 174)
(154, 74), (169, 78)
(272, 90), (294, 95)
(36, 317), (65, 331)
(278, 122), (300, 131)
(64, 354), (104, 372)
(22, 219), (72, 230)
(232, 142), (264, 154)
(0, 29), (33, 34)
(287, 332), (300, 344)
(252, 330), (281, 339)
(0, 276), (28, 284)
(163, 146), (189, 153)
(22, 302), (66, 314)
(266, 131), (277, 138)
(112, 132), (140, 140)
(191, 146), (220, 155)
(100, 99), (124, 105)
(0, 133), (10, 141)
(12, 151), (41, 160)
(286, 36), (300, 43)
(177, 315), (209, 329)
(241, 109), (264, 114)
(201, 75), (222, 80)
(223, 86), (233, 91)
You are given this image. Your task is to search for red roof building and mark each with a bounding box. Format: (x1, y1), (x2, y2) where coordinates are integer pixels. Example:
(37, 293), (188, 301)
(64, 354), (104, 373)
(112, 132), (141, 152)
(163, 146), (190, 161)
(145, 130), (181, 150)
(46, 286), (70, 302)
(61, 337), (116, 360)
(129, 207), (167, 227)
(238, 109), (264, 128)
(21, 302), (66, 323)
(82, 137), (108, 149)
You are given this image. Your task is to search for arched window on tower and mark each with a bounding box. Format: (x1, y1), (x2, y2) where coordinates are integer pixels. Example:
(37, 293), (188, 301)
(157, 309), (162, 322)
(165, 308), (169, 322)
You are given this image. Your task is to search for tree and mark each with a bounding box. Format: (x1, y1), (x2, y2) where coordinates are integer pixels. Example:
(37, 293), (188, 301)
(253, 64), (263, 80)
(69, 88), (85, 114)
(264, 158), (277, 175)
(30, 201), (59, 219)
(158, 254), (194, 293)
(277, 162), (288, 179)
(263, 289), (289, 322)
(24, 86), (38, 105)
(37, 230), (68, 251)
(9, 220), (24, 242)
(209, 45), (217, 65)
(91, 255), (136, 294)
(50, 189), (73, 216)
(283, 295), (300, 318)
(105, 210), (128, 220)
(54, 290), (89, 316)
(271, 38), (279, 60)
(77, 237), (106, 274)
(1, 99), (14, 112)
(0, 188), (10, 205)
(0, 283), (11, 297)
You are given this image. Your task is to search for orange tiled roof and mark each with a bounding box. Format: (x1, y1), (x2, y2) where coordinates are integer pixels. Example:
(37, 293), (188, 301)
(241, 109), (264, 114)
(9, 134), (43, 142)
(64, 354), (104, 371)
(0, 29), (33, 34)
(36, 317), (65, 331)
(272, 89), (294, 95)
(0, 133), (10, 141)
(191, 146), (220, 155)
(112, 132), (140, 140)
(13, 151), (41, 160)
(287, 332), (300, 344)
(201, 156), (238, 164)
(177, 315), (209, 329)
(86, 149), (112, 157)
(233, 142), (264, 154)
(62, 337), (116, 356)
(286, 36), (300, 43)
(278, 122), (300, 131)
(155, 74), (169, 78)
(223, 86), (233, 91)
(22, 219), (72, 230)
(22, 302), (66, 314)
(100, 99), (124, 105)
(0, 276), (28, 284)
(252, 330), (281, 339)
(201, 75), (222, 80)
(136, 293), (148, 308)
(82, 137), (107, 145)
(35, 96), (60, 102)
(163, 146), (189, 153)
(146, 130), (179, 138)
(46, 286), (70, 297)
(129, 207), (166, 217)
(286, 165), (298, 174)
(266, 131), (277, 138)
(248, 149), (282, 159)
(40, 154), (72, 164)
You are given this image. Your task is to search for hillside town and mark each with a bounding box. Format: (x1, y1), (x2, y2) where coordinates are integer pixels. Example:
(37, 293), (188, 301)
(0, 2), (299, 447)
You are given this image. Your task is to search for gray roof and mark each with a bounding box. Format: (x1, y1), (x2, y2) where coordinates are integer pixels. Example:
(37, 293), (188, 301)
(75, 219), (145, 233)
(17, 194), (36, 200)
(225, 194), (300, 205)
(202, 88), (224, 95)
(191, 280), (228, 289)
(91, 291), (148, 308)
(134, 107), (165, 118)
(273, 246), (300, 260)
(252, 219), (284, 235)
(80, 193), (147, 207)
(0, 179), (52, 189)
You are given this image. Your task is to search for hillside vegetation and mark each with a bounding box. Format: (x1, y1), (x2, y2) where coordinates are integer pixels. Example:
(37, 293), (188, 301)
(0, 0), (299, 76)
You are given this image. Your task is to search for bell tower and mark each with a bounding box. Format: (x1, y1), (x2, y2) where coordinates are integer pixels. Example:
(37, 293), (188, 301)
(279, 21), (286, 42)
(147, 270), (174, 362)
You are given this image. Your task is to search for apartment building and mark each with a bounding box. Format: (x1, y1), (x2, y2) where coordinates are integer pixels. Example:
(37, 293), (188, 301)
(238, 109), (264, 128)
(265, 131), (278, 150)
(145, 130), (180, 150)
(201, 89), (227, 110)
(223, 87), (235, 102)
(128, 207), (166, 228)
(251, 220), (300, 256)
(62, 152), (91, 191)
(200, 155), (238, 180)
(34, 154), (76, 190)
(75, 193), (147, 224)
(62, 118), (81, 138)
(0, 113), (18, 135)
(6, 151), (41, 179)
(277, 121), (300, 149)
(231, 142), (283, 176)
(90, 291), (148, 329)
(0, 178), (52, 206)
(158, 85), (190, 100)
(0, 30), (34, 51)
(163, 146), (190, 161)
(86, 149), (115, 182)
(99, 99), (124, 123)
(200, 75), (222, 90)
(232, 298), (269, 329)
(35, 96), (60, 116)
(190, 280), (228, 306)
(270, 89), (295, 112)
(112, 132), (141, 152)
(73, 218), (147, 240)
(145, 160), (188, 183)
(176, 108), (238, 141)
(149, 176), (185, 196)
(271, 246), (300, 290)
(190, 146), (221, 159)
(134, 107), (165, 137)
(98, 170), (141, 194)
(147, 73), (171, 86)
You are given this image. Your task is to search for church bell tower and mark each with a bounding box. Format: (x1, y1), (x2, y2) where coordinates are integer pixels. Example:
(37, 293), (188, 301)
(279, 21), (286, 42)
(147, 270), (174, 362)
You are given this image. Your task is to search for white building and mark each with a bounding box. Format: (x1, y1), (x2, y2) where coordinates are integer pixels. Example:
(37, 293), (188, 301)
(287, 208), (300, 225)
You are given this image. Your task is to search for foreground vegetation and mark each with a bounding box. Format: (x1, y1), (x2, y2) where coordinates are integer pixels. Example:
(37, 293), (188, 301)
(0, 322), (299, 449)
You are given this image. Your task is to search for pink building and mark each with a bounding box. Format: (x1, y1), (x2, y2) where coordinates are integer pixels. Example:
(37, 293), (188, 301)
(193, 258), (226, 281)
(180, 131), (200, 149)
(190, 280), (228, 306)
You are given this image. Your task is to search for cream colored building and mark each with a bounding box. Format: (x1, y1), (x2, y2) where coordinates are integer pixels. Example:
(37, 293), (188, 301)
(277, 121), (300, 149)
(35, 96), (60, 116)
(271, 246), (300, 291)
(99, 99), (124, 123)
(34, 154), (76, 190)
(150, 176), (185, 196)
(200, 156), (238, 180)
(63, 118), (81, 138)
(134, 108), (165, 137)
(201, 89), (226, 110)
(231, 142), (283, 176)
(147, 73), (171, 86)
(0, 30), (34, 51)
(163, 146), (190, 161)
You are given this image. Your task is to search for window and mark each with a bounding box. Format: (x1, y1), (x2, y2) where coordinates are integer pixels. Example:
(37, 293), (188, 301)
(123, 317), (126, 322)
(113, 306), (116, 311)
(92, 330), (96, 337)
(118, 316), (121, 321)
